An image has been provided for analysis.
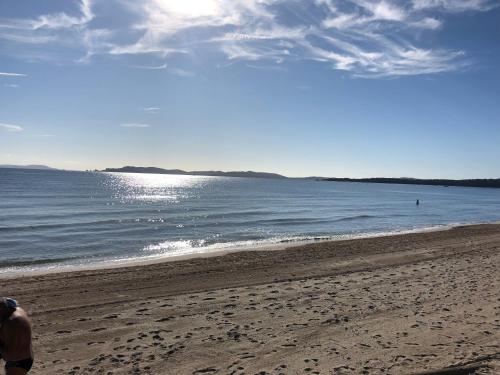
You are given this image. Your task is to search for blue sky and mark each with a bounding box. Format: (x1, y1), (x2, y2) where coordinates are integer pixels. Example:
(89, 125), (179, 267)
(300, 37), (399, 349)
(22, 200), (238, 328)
(0, 0), (499, 178)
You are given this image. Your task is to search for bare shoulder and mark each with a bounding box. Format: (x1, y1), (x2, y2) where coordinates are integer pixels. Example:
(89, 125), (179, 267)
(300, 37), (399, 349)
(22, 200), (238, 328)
(12, 308), (30, 319)
(5, 309), (31, 331)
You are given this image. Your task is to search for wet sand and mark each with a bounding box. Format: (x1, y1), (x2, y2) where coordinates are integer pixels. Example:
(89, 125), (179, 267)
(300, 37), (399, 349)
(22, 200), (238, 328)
(5, 224), (500, 374)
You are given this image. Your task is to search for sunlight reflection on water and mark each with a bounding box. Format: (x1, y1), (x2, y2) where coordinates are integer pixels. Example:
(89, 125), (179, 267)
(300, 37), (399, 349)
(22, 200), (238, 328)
(105, 172), (217, 203)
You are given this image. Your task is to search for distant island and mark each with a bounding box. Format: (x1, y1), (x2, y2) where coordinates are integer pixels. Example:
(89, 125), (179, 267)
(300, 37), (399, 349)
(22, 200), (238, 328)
(101, 166), (500, 187)
(0, 164), (57, 170)
(102, 166), (287, 179)
(3, 164), (498, 188)
(323, 177), (500, 189)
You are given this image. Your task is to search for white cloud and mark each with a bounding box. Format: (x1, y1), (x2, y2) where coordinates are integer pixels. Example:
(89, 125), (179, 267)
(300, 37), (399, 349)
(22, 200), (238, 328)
(0, 0), (497, 77)
(222, 44), (262, 61)
(4, 84), (20, 88)
(0, 72), (27, 77)
(323, 14), (361, 29)
(355, 0), (407, 21)
(141, 107), (160, 113)
(132, 63), (168, 70)
(411, 17), (442, 29)
(168, 68), (196, 77)
(0, 33), (58, 44)
(130, 62), (195, 76)
(302, 29), (469, 77)
(109, 45), (182, 57)
(306, 43), (357, 70)
(120, 123), (151, 128)
(31, 0), (94, 29)
(412, 0), (496, 12)
(0, 123), (23, 132)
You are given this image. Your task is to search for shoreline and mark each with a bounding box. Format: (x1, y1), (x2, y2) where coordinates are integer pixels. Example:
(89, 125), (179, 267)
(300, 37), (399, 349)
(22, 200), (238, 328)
(0, 221), (480, 279)
(12, 222), (500, 374)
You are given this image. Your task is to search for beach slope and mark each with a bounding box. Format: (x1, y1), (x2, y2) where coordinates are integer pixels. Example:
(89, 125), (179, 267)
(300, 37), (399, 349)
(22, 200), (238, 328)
(6, 224), (500, 374)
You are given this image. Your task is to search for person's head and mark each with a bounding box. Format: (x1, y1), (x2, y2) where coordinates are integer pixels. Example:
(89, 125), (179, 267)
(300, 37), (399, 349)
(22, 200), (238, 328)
(0, 297), (17, 319)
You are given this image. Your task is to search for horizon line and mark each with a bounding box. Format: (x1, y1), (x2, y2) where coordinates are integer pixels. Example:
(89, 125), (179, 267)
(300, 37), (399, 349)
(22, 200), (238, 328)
(1, 164), (499, 181)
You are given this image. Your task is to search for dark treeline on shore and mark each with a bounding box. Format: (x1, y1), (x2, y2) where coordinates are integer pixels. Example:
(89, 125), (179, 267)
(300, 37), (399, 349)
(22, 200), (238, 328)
(323, 177), (500, 189)
(102, 166), (287, 179)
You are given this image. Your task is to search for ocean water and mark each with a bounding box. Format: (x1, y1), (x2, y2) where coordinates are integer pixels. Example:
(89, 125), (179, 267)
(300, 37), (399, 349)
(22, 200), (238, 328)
(1, 168), (500, 275)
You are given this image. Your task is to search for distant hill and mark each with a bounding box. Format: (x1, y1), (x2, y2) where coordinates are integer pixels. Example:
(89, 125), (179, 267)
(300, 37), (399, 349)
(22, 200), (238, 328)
(323, 177), (500, 189)
(102, 166), (287, 179)
(0, 164), (57, 170)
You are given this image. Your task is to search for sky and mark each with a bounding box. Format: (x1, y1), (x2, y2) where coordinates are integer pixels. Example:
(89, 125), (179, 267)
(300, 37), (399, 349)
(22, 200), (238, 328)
(0, 0), (499, 178)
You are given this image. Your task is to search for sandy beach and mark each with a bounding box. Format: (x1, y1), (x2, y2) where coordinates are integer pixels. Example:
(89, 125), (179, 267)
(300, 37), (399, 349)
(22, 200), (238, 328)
(4, 224), (500, 374)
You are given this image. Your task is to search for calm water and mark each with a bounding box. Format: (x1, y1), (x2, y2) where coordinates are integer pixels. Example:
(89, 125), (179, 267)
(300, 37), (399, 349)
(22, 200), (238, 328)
(1, 168), (500, 274)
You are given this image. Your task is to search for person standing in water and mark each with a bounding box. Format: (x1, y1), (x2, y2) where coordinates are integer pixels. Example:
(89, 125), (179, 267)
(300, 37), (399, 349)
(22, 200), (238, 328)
(416, 199), (420, 206)
(0, 298), (33, 374)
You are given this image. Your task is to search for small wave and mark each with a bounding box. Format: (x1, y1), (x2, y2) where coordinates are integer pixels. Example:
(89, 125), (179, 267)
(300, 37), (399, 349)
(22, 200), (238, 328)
(331, 214), (380, 223)
(144, 239), (207, 252)
(249, 218), (332, 226)
(199, 210), (277, 219)
(0, 222), (471, 277)
(206, 215), (382, 227)
(1, 207), (187, 222)
(0, 218), (176, 232)
(0, 220), (119, 232)
(141, 223), (463, 259)
(0, 256), (77, 268)
(142, 237), (296, 257)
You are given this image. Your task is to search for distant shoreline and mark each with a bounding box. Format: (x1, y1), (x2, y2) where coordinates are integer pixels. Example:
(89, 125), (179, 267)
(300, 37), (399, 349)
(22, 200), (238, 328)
(101, 167), (500, 188)
(322, 177), (500, 189)
(2, 165), (499, 187)
(101, 166), (287, 179)
(0, 164), (58, 171)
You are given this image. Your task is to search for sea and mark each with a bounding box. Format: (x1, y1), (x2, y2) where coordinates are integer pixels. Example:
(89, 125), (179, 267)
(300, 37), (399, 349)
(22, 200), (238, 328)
(1, 168), (500, 275)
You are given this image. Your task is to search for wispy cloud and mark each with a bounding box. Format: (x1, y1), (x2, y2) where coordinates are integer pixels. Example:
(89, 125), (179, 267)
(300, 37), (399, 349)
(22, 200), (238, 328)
(131, 63), (194, 76)
(412, 0), (497, 12)
(120, 123), (151, 128)
(0, 32), (59, 44)
(411, 17), (442, 29)
(168, 67), (195, 77)
(0, 72), (27, 77)
(132, 63), (168, 70)
(141, 107), (160, 114)
(4, 84), (20, 88)
(0, 123), (23, 132)
(0, 0), (497, 77)
(31, 0), (94, 30)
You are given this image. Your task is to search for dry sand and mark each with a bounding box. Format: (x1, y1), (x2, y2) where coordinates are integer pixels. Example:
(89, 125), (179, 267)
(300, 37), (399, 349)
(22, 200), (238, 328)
(3, 224), (500, 374)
